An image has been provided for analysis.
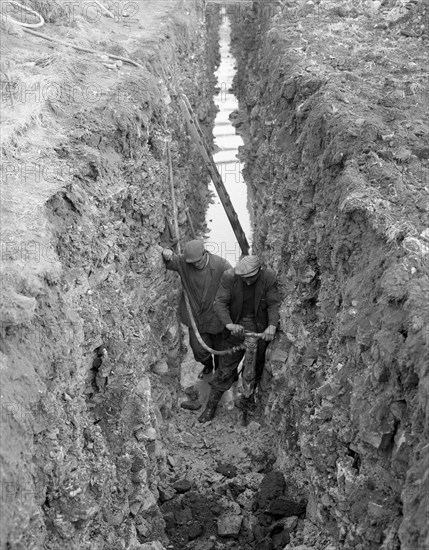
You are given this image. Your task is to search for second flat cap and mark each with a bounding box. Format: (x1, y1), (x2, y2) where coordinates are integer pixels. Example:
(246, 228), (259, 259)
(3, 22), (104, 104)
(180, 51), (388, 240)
(234, 255), (261, 276)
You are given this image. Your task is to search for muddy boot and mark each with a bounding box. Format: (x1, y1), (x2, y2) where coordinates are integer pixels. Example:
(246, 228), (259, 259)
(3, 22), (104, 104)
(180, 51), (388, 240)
(240, 411), (248, 427)
(198, 389), (223, 423)
(198, 357), (214, 379)
(239, 395), (254, 427)
(184, 385), (199, 401)
(180, 385), (201, 411)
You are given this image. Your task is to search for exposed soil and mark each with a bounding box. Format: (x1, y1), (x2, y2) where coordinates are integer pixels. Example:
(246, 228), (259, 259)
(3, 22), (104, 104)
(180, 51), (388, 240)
(1, 0), (428, 549)
(1, 1), (220, 549)
(229, 0), (429, 549)
(152, 354), (312, 550)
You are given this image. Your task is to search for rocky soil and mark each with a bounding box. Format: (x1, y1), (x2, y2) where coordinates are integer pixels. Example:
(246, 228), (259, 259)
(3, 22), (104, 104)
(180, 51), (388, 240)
(1, 0), (428, 549)
(230, 0), (429, 549)
(1, 1), (219, 548)
(148, 342), (319, 550)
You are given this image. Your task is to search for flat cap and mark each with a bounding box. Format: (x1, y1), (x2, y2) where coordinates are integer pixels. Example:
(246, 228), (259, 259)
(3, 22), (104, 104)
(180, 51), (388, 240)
(184, 240), (205, 263)
(234, 255), (261, 277)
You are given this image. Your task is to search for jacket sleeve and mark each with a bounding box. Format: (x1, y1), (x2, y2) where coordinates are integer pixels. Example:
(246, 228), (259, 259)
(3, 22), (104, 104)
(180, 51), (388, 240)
(163, 253), (181, 272)
(222, 258), (233, 272)
(266, 273), (281, 327)
(213, 271), (234, 326)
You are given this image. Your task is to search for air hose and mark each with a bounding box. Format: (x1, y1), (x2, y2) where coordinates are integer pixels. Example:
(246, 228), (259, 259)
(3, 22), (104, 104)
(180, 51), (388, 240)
(7, 1), (247, 357)
(4, 1), (146, 70)
(183, 291), (245, 356)
(5, 1), (44, 28)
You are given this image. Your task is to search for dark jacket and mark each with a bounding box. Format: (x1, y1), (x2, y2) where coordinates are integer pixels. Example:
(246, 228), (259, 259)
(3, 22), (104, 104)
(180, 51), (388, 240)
(213, 268), (280, 333)
(165, 252), (231, 333)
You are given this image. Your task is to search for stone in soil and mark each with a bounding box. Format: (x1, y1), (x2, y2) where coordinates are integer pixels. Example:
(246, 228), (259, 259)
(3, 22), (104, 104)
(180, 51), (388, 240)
(217, 514), (243, 537)
(181, 400), (202, 410)
(158, 483), (176, 503)
(173, 479), (193, 493)
(267, 497), (306, 518)
(215, 462), (238, 478)
(161, 490), (220, 548)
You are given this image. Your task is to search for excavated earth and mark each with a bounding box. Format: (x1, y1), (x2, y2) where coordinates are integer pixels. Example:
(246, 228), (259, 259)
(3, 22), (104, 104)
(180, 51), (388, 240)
(230, 1), (428, 549)
(0, 1), (428, 550)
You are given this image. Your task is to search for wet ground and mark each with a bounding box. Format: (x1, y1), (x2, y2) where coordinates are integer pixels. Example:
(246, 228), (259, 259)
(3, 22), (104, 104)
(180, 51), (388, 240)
(205, 9), (253, 266)
(158, 343), (282, 550)
(154, 16), (308, 548)
(153, 328), (326, 550)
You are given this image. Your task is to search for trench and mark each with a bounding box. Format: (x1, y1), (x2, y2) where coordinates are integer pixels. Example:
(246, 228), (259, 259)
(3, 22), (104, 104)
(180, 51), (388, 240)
(156, 11), (299, 550)
(1, 1), (428, 550)
(205, 6), (253, 265)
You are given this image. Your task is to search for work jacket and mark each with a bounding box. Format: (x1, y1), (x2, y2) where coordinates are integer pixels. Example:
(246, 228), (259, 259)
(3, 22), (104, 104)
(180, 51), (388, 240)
(165, 252), (231, 333)
(213, 268), (280, 334)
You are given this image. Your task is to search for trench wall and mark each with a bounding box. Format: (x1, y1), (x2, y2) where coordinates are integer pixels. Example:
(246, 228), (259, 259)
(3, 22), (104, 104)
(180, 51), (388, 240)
(230, 1), (429, 548)
(0, 2), (219, 549)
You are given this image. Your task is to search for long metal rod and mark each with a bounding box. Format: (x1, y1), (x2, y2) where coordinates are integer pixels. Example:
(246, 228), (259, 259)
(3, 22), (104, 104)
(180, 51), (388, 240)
(179, 94), (250, 256)
(185, 207), (197, 239)
(167, 142), (181, 254)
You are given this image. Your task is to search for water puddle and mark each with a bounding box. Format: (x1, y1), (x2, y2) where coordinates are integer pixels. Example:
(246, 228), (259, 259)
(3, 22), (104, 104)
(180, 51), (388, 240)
(205, 8), (252, 267)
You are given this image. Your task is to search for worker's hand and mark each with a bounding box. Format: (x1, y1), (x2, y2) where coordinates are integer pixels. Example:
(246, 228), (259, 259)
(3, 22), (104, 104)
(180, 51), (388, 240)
(226, 323), (245, 336)
(261, 325), (276, 342)
(162, 248), (174, 261)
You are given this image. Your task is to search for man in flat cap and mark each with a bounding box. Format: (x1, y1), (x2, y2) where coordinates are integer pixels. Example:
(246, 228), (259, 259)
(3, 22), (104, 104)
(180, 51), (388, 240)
(198, 255), (280, 423)
(162, 240), (231, 379)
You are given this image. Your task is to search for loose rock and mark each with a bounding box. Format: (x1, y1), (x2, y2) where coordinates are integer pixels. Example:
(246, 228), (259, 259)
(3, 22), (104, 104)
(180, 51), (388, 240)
(217, 514), (243, 537)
